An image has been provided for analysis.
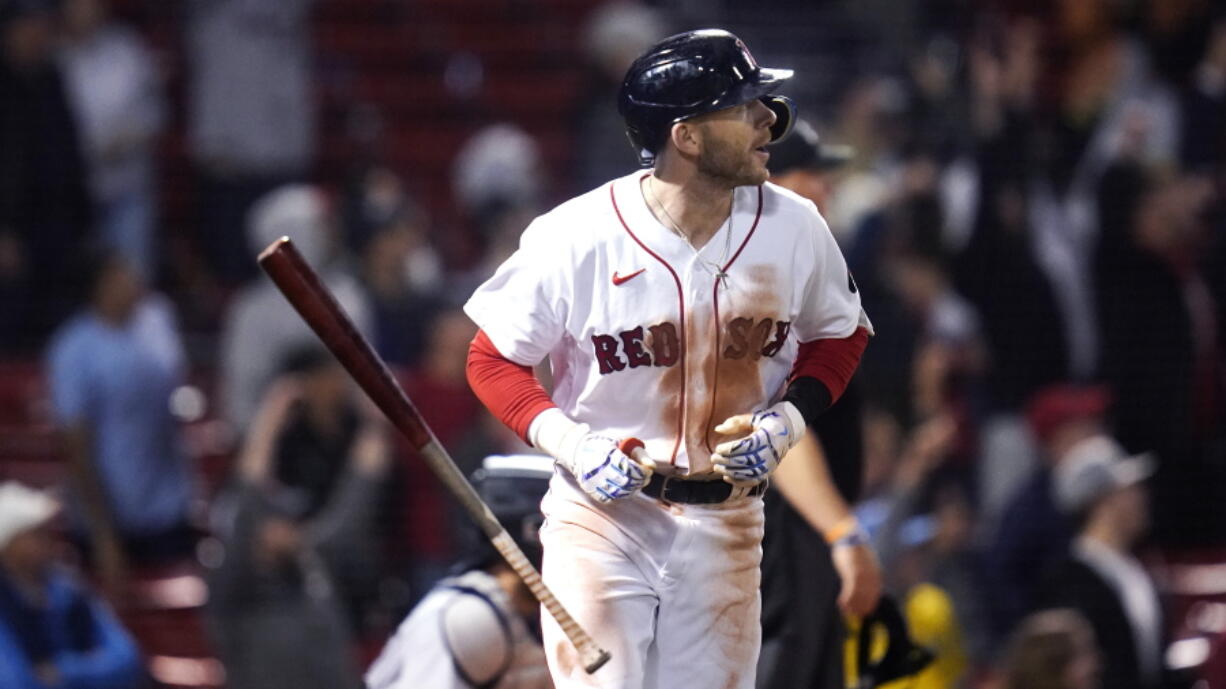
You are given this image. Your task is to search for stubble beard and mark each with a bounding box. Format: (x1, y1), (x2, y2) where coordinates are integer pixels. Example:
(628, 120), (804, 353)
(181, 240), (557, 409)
(697, 135), (768, 188)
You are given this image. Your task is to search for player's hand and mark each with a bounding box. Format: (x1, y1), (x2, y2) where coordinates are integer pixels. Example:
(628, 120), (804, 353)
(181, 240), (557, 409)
(529, 409), (653, 503)
(832, 541), (883, 618)
(569, 432), (653, 503)
(710, 402), (805, 485)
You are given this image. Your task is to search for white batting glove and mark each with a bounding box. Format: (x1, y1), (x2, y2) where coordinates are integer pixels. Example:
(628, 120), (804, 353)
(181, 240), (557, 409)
(529, 409), (653, 503)
(710, 402), (805, 485)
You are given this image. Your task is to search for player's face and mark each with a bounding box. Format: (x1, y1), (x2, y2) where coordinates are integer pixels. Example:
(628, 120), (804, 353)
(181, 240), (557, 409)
(693, 99), (777, 187)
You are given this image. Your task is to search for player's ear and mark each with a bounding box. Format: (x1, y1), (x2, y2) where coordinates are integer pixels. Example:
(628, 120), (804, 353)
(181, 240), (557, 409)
(670, 120), (703, 158)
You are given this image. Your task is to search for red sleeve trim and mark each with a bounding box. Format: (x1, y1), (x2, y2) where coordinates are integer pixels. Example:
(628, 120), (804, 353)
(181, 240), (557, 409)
(789, 327), (869, 404)
(466, 330), (557, 443)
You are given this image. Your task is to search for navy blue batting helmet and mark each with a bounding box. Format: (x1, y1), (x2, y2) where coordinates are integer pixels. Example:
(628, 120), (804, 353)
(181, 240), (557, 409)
(617, 29), (797, 165)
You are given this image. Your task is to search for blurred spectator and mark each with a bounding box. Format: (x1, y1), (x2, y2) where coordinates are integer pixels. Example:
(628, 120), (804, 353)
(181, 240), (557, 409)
(402, 310), (483, 471)
(392, 309), (481, 588)
(998, 608), (1101, 689)
(46, 250), (194, 595)
(0, 0), (92, 353)
(344, 169), (444, 368)
(855, 410), (991, 676)
(260, 346), (389, 628)
(219, 184), (371, 433)
(448, 123), (546, 286)
(1094, 163), (1225, 545)
(985, 384), (1109, 639)
(852, 148), (984, 431)
(1179, 15), (1226, 172)
(884, 159), (985, 420)
(1041, 434), (1165, 689)
(57, 0), (165, 281)
(366, 455), (553, 689)
(962, 6), (1182, 391)
(452, 124), (544, 242)
(206, 370), (389, 689)
(186, 0), (318, 284)
(570, 1), (669, 194)
(889, 514), (971, 689)
(955, 18), (1069, 412)
(925, 476), (992, 667)
(0, 481), (142, 688)
(824, 76), (910, 246)
(358, 207), (442, 368)
(342, 165), (442, 296)
(901, 32), (973, 165)
(857, 412), (957, 564)
(1041, 8), (1175, 379)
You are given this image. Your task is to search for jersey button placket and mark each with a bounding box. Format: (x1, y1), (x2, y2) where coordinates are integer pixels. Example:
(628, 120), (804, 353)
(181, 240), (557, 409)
(683, 261), (714, 469)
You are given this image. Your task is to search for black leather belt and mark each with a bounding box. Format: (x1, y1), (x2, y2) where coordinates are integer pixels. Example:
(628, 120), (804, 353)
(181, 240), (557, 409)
(642, 474), (767, 504)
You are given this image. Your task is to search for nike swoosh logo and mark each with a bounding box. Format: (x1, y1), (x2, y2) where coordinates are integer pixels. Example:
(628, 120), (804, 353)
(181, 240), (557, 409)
(612, 268), (646, 286)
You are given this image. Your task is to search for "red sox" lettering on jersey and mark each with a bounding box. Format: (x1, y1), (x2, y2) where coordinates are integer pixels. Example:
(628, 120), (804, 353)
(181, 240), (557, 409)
(590, 317), (792, 374)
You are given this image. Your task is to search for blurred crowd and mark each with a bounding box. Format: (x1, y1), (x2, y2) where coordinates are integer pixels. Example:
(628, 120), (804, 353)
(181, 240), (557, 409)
(1, 0), (1224, 687)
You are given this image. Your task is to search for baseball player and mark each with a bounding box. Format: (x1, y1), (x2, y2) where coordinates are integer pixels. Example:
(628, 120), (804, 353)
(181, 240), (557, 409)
(365, 455), (555, 689)
(463, 29), (871, 689)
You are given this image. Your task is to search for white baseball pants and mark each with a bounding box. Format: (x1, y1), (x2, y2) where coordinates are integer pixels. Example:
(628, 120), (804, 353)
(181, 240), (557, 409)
(539, 470), (764, 689)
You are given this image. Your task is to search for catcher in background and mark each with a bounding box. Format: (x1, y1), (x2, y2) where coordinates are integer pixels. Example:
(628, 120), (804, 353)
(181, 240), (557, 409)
(365, 455), (555, 689)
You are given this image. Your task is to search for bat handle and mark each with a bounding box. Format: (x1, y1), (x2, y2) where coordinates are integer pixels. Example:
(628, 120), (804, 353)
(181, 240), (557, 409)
(618, 437), (655, 476)
(490, 530), (612, 673)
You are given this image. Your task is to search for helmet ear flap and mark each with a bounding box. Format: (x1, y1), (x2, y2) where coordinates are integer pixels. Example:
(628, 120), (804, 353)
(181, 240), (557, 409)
(625, 127), (657, 167)
(762, 95), (796, 143)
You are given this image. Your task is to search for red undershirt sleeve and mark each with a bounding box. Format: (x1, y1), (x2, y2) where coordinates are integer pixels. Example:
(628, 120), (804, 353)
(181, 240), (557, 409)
(789, 326), (870, 404)
(466, 329), (557, 443)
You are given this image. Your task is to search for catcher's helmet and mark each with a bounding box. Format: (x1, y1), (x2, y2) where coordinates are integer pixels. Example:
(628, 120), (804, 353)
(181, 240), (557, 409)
(459, 455), (554, 571)
(618, 28), (797, 165)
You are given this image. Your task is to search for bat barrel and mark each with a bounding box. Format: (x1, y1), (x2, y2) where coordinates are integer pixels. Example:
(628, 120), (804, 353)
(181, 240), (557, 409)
(258, 236), (432, 449)
(257, 237), (612, 674)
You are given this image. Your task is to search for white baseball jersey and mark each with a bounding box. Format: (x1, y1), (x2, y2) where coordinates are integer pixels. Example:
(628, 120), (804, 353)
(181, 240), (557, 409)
(465, 172), (867, 688)
(464, 171), (866, 476)
(365, 569), (552, 689)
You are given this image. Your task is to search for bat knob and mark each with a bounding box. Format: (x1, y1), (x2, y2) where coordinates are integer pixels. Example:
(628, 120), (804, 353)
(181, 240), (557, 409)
(618, 437), (645, 456)
(582, 648), (612, 674)
(618, 437), (655, 475)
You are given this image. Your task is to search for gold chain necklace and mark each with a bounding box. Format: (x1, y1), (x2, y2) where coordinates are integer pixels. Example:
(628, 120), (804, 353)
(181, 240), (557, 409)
(647, 176), (733, 287)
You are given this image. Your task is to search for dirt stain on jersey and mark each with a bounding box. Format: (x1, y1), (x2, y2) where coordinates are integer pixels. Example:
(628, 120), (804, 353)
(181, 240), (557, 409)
(653, 265), (786, 475)
(648, 324), (683, 466)
(701, 266), (781, 459)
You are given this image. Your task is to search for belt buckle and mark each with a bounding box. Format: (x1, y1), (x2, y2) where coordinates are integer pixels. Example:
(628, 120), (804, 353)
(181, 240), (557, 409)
(728, 483), (751, 501)
(728, 478), (768, 502)
(658, 475), (676, 504)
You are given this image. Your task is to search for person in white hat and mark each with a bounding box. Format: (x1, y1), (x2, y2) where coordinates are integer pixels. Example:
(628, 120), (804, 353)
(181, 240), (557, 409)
(1040, 435), (1164, 689)
(0, 481), (141, 687)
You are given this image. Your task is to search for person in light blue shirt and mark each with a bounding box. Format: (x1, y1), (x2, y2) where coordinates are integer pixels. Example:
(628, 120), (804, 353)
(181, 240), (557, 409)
(45, 251), (192, 591)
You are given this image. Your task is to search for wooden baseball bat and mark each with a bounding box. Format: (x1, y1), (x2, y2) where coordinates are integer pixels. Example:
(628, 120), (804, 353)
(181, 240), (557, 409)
(257, 237), (611, 674)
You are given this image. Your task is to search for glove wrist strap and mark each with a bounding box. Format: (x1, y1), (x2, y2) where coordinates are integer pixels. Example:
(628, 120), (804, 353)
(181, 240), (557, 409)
(778, 401), (806, 442)
(528, 408), (588, 475)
